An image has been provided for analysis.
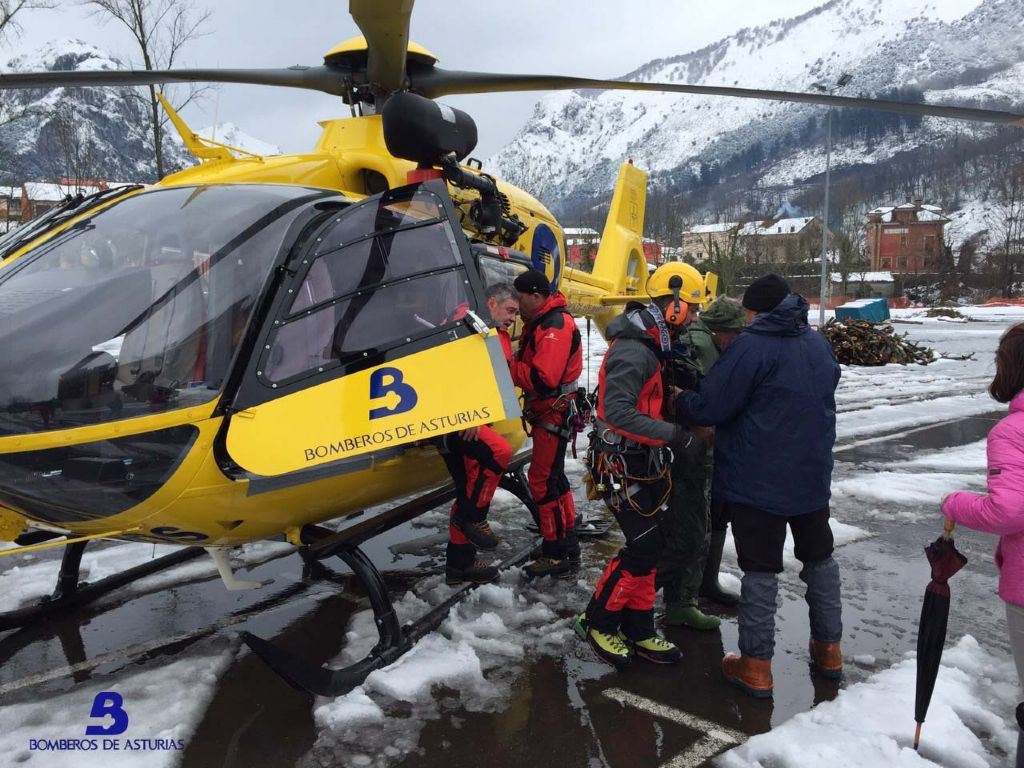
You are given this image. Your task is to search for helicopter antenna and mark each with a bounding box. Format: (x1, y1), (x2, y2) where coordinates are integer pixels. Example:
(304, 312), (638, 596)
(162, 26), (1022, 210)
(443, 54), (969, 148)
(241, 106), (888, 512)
(211, 89), (220, 143)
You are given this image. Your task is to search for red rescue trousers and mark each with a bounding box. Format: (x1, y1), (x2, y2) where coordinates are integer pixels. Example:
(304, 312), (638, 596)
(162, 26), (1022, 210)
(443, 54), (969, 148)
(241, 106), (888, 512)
(586, 459), (668, 639)
(529, 418), (576, 559)
(440, 426), (512, 567)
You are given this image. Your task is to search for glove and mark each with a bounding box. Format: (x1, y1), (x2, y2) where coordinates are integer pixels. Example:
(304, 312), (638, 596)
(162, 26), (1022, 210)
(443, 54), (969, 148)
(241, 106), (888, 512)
(668, 425), (703, 465)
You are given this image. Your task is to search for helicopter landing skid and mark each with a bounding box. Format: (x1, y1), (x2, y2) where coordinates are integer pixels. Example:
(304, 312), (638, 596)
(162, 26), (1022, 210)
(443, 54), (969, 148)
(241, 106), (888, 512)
(0, 541), (205, 632)
(500, 465), (613, 539)
(241, 538), (539, 697)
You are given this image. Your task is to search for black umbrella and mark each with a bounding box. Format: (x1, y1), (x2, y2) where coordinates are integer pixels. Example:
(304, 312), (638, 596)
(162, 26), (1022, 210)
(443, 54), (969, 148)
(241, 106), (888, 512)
(914, 519), (968, 750)
(1016, 702), (1023, 768)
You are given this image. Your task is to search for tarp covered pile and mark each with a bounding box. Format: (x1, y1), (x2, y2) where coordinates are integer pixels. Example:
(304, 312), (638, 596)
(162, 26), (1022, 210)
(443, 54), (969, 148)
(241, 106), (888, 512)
(821, 319), (935, 366)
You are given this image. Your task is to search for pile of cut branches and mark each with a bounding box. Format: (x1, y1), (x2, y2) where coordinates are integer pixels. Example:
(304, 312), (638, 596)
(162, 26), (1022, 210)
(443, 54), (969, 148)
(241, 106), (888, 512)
(821, 319), (935, 366)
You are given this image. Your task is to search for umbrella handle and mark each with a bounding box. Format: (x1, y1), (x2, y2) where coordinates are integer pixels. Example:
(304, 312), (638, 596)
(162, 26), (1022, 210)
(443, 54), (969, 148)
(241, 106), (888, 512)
(943, 518), (955, 540)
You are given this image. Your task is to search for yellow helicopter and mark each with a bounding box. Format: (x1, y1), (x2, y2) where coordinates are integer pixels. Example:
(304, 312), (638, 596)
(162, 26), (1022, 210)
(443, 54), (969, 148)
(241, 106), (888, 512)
(0, 0), (1021, 695)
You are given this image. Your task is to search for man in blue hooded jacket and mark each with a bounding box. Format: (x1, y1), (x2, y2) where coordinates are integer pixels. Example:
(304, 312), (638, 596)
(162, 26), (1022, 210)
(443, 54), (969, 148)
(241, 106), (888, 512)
(675, 273), (843, 698)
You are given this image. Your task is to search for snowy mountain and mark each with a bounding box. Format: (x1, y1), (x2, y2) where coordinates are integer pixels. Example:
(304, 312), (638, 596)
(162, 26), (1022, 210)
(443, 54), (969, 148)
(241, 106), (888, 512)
(488, 0), (1024, 230)
(0, 39), (278, 183)
(0, 39), (194, 182)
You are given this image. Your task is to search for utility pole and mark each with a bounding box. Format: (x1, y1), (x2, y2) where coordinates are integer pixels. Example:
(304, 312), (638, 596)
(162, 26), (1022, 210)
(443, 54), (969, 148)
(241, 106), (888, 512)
(811, 73), (853, 326)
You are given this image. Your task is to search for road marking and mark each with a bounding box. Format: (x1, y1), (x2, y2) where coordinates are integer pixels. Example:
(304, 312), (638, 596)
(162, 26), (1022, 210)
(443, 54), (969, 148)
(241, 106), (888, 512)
(603, 688), (746, 768)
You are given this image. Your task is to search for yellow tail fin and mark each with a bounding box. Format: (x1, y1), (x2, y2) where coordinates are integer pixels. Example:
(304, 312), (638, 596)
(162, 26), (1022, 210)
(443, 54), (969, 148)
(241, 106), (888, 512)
(590, 161), (649, 296)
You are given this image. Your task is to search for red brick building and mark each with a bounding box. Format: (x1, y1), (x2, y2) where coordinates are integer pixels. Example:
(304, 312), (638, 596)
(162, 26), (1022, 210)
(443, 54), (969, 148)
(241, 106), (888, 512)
(564, 228), (663, 266)
(866, 201), (949, 273)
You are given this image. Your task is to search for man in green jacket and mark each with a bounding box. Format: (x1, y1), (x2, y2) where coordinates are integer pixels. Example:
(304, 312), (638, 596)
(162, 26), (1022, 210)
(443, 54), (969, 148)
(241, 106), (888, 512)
(657, 294), (745, 628)
(692, 296), (746, 606)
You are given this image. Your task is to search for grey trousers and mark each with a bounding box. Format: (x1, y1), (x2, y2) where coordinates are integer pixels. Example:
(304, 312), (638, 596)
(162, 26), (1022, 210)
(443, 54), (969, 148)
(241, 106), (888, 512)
(1009, 602), (1024, 692)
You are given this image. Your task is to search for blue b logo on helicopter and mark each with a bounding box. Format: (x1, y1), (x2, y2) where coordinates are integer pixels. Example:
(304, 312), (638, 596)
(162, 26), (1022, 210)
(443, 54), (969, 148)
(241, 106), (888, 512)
(369, 367), (418, 420)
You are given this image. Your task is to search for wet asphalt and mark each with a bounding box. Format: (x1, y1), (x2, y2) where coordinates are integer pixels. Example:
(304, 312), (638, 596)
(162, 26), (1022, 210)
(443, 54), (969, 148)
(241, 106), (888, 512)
(0, 406), (1010, 767)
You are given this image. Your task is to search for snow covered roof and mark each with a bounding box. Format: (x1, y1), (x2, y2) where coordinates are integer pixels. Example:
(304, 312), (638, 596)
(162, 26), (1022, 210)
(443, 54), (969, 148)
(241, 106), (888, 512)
(687, 222), (737, 234)
(867, 203), (947, 223)
(24, 182), (100, 201)
(831, 271), (894, 283)
(563, 227), (598, 236)
(739, 217), (815, 236)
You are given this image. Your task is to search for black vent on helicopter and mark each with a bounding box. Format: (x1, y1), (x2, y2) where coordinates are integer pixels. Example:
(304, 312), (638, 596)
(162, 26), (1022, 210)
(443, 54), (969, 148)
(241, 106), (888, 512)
(498, 192), (511, 216)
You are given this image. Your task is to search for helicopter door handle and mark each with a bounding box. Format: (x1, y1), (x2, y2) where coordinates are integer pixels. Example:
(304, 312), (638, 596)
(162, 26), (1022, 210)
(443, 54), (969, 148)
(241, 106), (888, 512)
(462, 309), (490, 337)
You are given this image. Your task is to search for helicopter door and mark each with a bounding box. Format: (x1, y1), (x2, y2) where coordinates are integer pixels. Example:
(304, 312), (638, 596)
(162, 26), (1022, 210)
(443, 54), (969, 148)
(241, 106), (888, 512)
(224, 181), (519, 478)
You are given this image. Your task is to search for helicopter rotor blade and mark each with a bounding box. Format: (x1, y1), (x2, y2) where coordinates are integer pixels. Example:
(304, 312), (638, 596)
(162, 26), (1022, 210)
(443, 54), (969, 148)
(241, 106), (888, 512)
(349, 0), (414, 98)
(0, 66), (352, 97)
(413, 70), (1024, 127)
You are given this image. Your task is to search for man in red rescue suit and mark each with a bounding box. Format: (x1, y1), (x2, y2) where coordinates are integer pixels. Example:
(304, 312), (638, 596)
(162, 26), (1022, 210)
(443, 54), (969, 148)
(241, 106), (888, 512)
(575, 290), (702, 667)
(510, 269), (583, 579)
(439, 283), (519, 585)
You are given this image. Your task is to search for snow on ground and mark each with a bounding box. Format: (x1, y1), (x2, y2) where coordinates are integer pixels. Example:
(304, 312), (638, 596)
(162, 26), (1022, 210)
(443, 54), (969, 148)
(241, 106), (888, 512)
(0, 640), (237, 767)
(308, 571), (585, 766)
(833, 441), (988, 507)
(0, 541), (293, 613)
(719, 636), (1019, 768)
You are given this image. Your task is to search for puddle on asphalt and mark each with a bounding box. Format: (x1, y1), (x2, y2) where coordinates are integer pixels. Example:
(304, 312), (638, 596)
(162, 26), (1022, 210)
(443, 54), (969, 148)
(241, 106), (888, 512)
(836, 411), (1002, 464)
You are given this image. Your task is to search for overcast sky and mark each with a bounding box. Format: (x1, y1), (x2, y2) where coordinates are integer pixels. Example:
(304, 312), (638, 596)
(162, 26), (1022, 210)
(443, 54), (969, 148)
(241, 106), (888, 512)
(5, 0), (824, 158)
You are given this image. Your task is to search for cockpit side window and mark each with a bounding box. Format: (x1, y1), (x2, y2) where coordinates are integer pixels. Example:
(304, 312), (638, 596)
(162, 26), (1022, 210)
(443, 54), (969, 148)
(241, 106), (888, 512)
(0, 185), (326, 436)
(477, 252), (529, 339)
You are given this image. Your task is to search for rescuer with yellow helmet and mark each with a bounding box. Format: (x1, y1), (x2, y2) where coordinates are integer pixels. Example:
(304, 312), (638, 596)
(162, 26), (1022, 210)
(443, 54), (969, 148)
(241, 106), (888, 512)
(575, 266), (706, 668)
(646, 262), (727, 631)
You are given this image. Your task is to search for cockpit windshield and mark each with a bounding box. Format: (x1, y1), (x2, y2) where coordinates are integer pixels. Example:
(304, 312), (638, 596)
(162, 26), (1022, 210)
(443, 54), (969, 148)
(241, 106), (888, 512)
(0, 184), (328, 436)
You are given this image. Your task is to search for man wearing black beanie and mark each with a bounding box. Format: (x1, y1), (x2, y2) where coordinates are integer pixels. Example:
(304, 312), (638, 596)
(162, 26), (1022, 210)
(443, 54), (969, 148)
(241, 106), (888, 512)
(509, 268), (583, 578)
(741, 273), (791, 315)
(675, 274), (843, 698)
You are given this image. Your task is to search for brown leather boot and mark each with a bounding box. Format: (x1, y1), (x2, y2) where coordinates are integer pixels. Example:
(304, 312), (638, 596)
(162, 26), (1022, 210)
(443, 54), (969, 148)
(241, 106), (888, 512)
(809, 640), (843, 679)
(722, 653), (773, 698)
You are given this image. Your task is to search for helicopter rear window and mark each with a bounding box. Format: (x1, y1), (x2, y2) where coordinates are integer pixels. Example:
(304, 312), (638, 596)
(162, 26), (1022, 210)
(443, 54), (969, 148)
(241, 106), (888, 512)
(290, 221), (462, 315)
(263, 270), (468, 382)
(311, 185), (443, 257)
(260, 184), (475, 384)
(0, 184), (326, 436)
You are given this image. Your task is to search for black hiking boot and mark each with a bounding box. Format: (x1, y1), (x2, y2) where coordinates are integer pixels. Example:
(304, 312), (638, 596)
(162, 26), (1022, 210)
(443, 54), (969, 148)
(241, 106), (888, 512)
(446, 558), (499, 586)
(452, 518), (499, 551)
(523, 556), (572, 579)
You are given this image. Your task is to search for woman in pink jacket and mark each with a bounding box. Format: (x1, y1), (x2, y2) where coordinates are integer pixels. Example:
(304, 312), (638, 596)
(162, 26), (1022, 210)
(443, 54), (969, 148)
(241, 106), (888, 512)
(943, 323), (1024, 756)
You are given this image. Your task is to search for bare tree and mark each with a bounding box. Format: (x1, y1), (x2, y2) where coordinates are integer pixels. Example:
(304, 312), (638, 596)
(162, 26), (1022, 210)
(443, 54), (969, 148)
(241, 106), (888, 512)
(986, 157), (1024, 298)
(40, 98), (101, 188)
(705, 229), (746, 295)
(0, 1), (56, 40)
(0, 2), (57, 128)
(83, 0), (210, 179)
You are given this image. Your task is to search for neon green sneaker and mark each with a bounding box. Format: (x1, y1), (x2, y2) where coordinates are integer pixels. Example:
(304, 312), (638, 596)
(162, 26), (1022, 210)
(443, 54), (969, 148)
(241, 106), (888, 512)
(573, 612), (588, 641)
(586, 627), (632, 668)
(619, 632), (683, 665)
